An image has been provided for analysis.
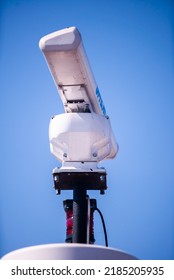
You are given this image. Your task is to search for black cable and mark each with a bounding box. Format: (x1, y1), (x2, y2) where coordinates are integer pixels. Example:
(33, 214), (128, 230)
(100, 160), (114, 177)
(95, 207), (108, 247)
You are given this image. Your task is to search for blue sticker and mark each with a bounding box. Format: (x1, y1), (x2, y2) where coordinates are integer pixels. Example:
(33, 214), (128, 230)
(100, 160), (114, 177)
(96, 87), (106, 115)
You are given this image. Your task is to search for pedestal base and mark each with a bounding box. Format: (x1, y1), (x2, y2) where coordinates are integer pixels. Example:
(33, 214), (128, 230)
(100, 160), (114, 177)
(2, 243), (137, 260)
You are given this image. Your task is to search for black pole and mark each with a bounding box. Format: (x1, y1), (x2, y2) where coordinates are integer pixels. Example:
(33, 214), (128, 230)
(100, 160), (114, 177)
(72, 186), (87, 243)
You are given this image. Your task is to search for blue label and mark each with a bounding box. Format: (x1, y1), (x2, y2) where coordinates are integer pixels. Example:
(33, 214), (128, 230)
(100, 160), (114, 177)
(96, 87), (106, 115)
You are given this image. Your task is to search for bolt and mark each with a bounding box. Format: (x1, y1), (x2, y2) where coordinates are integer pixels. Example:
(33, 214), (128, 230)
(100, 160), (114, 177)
(100, 175), (105, 182)
(63, 153), (67, 158)
(93, 152), (97, 157)
(54, 175), (59, 182)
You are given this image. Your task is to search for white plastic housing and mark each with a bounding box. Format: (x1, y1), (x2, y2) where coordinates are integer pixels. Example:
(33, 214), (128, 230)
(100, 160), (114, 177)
(49, 113), (117, 162)
(39, 26), (106, 115)
(39, 27), (118, 163)
(2, 244), (137, 260)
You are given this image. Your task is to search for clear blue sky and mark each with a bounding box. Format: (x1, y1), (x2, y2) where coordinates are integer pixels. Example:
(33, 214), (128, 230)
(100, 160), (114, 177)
(0, 0), (174, 260)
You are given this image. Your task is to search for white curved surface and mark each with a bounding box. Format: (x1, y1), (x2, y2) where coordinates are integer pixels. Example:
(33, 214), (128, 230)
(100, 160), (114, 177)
(2, 243), (137, 260)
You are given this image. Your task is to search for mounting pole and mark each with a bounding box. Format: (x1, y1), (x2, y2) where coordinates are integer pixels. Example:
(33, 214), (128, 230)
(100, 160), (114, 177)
(72, 186), (87, 243)
(53, 170), (107, 244)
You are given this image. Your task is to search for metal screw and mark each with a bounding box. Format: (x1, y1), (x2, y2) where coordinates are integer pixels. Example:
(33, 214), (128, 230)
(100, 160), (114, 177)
(63, 153), (67, 158)
(93, 152), (97, 157)
(54, 175), (59, 182)
(100, 175), (105, 182)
